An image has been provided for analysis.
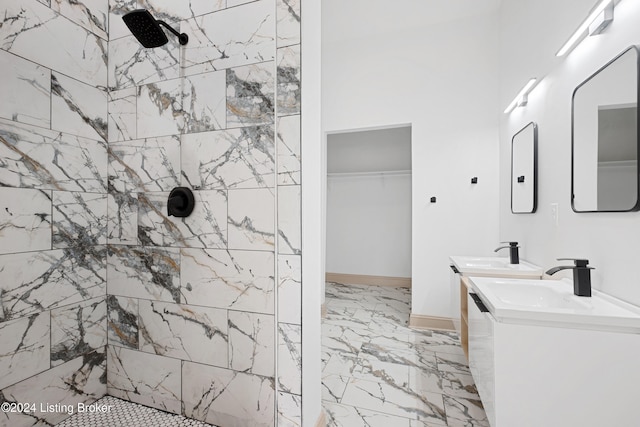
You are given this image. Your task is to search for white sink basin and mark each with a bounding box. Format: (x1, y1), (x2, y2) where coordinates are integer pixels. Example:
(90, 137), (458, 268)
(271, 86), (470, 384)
(469, 277), (640, 333)
(450, 256), (543, 277)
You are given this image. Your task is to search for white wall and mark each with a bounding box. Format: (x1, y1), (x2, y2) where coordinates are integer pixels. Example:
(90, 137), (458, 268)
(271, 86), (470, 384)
(499, 0), (640, 306)
(327, 127), (411, 173)
(322, 0), (501, 318)
(326, 173), (412, 277)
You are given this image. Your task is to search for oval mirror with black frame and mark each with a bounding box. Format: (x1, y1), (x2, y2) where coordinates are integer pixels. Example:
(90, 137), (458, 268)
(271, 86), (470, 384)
(511, 122), (538, 214)
(572, 46), (640, 212)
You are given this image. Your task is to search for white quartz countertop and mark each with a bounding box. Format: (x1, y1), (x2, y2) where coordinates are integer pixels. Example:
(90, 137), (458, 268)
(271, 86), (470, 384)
(449, 255), (543, 277)
(468, 276), (640, 333)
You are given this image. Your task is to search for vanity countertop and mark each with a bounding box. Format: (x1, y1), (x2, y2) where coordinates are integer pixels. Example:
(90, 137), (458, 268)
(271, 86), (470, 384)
(469, 276), (640, 333)
(450, 255), (543, 277)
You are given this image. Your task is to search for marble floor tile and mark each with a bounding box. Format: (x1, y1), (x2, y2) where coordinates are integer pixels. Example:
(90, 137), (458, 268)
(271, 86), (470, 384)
(443, 395), (490, 427)
(322, 352), (359, 377)
(324, 402), (415, 427)
(322, 281), (487, 427)
(340, 377), (447, 424)
(321, 374), (349, 403)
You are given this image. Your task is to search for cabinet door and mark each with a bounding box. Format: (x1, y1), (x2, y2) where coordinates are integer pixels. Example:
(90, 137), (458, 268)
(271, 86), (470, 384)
(468, 293), (495, 426)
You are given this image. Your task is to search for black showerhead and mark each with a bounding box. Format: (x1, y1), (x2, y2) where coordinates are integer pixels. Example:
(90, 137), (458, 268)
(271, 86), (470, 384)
(122, 9), (188, 48)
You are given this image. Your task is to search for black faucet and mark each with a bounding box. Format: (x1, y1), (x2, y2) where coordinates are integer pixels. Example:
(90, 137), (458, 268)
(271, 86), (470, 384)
(545, 258), (594, 297)
(494, 241), (519, 264)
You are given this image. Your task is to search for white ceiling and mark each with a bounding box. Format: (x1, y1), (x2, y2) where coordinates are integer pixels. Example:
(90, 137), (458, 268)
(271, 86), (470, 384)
(327, 126), (412, 173)
(322, 0), (502, 44)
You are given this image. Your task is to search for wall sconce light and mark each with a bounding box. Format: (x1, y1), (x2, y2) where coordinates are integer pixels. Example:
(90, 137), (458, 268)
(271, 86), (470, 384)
(556, 0), (615, 57)
(504, 78), (537, 114)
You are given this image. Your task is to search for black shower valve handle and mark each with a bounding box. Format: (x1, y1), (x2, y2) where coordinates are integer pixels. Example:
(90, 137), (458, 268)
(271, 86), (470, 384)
(167, 187), (195, 217)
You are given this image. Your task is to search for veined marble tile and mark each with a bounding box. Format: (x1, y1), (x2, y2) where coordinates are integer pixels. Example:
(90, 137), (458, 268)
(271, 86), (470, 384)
(341, 377), (447, 425)
(181, 248), (275, 314)
(324, 402), (415, 427)
(135, 72), (226, 138)
(0, 118), (108, 192)
(322, 322), (377, 353)
(140, 0), (225, 21)
(0, 312), (50, 389)
(52, 72), (108, 142)
(182, 126), (275, 190)
(276, 0), (300, 47)
(107, 245), (181, 303)
(0, 187), (51, 255)
(139, 300), (228, 367)
(322, 352), (359, 377)
(36, 0), (51, 5)
(436, 353), (471, 375)
(227, 0), (254, 6)
(443, 395), (489, 427)
(351, 354), (410, 389)
(278, 323), (301, 395)
(278, 391), (301, 427)
(321, 374), (349, 403)
(360, 343), (438, 373)
(181, 1), (275, 76)
(52, 0), (108, 40)
(107, 295), (138, 349)
(322, 333), (366, 357)
(229, 311), (274, 377)
(227, 62), (275, 127)
(107, 191), (138, 245)
(108, 0), (137, 41)
(441, 372), (479, 401)
(138, 190), (228, 248)
(108, 87), (137, 142)
(371, 307), (410, 327)
(0, 248), (106, 322)
(1, 350), (106, 426)
(278, 185), (301, 255)
(182, 71), (227, 134)
(276, 115), (300, 185)
(276, 45), (300, 116)
(108, 135), (180, 192)
(52, 191), (108, 249)
(107, 345), (181, 414)
(51, 297), (107, 366)
(323, 308), (372, 331)
(0, 0), (107, 87)
(362, 335), (422, 356)
(108, 35), (179, 91)
(278, 255), (301, 325)
(228, 188), (274, 250)
(182, 362), (275, 427)
(409, 330), (465, 357)
(136, 79), (185, 138)
(0, 50), (51, 128)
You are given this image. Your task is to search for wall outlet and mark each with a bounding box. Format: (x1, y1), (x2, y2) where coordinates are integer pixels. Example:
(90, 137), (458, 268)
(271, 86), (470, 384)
(550, 203), (559, 226)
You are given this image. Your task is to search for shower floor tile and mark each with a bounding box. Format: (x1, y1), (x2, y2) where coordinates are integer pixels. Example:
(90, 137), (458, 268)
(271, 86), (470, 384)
(323, 281), (489, 427)
(55, 396), (214, 427)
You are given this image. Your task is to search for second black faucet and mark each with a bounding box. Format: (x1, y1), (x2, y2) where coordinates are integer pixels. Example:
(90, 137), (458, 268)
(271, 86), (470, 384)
(494, 241), (519, 264)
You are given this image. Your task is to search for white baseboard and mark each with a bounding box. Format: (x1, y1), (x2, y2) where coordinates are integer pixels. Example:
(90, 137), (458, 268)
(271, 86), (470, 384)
(409, 313), (455, 331)
(325, 272), (411, 288)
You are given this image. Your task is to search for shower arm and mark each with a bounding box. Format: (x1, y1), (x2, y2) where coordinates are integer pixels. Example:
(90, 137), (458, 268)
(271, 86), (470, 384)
(157, 20), (189, 45)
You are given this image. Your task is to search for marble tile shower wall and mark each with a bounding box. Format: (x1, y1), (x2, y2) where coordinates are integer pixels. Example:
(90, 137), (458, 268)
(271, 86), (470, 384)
(0, 0), (110, 426)
(106, 1), (301, 427)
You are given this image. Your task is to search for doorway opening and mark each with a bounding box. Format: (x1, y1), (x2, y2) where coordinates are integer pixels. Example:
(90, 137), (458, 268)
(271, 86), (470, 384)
(324, 124), (412, 295)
